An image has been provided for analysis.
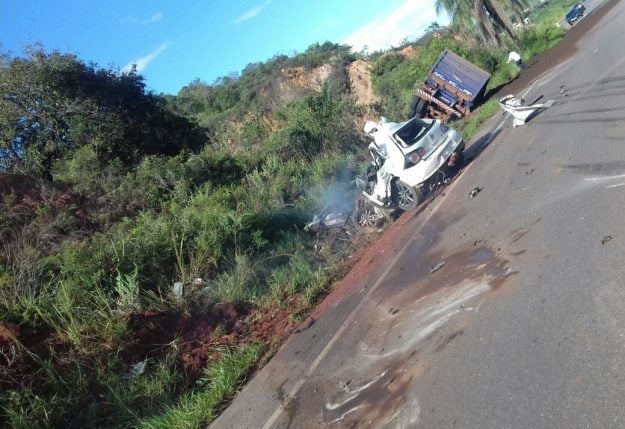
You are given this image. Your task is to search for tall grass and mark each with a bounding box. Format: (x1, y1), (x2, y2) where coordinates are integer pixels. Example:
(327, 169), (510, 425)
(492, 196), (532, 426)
(139, 344), (263, 429)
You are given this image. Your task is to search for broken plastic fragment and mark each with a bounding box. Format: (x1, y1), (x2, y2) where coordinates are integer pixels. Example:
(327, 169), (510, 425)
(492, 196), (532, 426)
(430, 261), (446, 274)
(469, 187), (482, 198)
(173, 281), (183, 298)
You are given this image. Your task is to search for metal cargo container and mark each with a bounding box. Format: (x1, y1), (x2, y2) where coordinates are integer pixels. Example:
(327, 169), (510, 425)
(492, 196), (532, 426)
(412, 50), (491, 121)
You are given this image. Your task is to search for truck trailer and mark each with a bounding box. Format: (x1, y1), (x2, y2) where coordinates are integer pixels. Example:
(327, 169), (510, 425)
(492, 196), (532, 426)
(411, 50), (491, 122)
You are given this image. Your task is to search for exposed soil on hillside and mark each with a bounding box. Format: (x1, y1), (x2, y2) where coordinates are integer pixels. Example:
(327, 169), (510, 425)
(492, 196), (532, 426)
(280, 65), (331, 93)
(348, 60), (379, 106)
(0, 173), (88, 235)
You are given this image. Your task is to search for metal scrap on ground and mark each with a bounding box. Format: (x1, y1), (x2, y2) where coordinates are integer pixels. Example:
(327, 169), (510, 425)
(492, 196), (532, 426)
(430, 261), (447, 274)
(469, 187), (482, 198)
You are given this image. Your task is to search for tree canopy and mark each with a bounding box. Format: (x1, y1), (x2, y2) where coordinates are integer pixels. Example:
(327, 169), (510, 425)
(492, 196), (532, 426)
(0, 47), (205, 179)
(435, 0), (527, 47)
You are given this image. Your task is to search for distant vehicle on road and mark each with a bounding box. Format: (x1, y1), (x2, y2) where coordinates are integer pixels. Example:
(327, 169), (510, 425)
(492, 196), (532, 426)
(566, 3), (586, 25)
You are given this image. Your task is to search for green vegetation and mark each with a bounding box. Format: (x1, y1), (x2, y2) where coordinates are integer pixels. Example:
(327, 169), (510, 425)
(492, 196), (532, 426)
(0, 45), (363, 428)
(435, 0), (527, 47)
(0, 0), (582, 425)
(139, 343), (263, 429)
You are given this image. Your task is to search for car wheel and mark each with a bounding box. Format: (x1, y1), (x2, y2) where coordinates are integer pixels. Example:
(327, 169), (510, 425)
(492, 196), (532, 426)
(352, 204), (379, 230)
(393, 180), (421, 210)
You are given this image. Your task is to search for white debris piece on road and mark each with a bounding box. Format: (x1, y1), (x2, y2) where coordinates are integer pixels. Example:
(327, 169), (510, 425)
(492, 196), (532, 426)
(499, 94), (554, 127)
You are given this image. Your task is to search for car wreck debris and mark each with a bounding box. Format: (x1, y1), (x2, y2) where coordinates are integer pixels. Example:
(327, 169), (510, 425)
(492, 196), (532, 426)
(305, 208), (351, 232)
(469, 187), (482, 198)
(601, 235), (613, 245)
(430, 261), (447, 274)
(499, 95), (554, 127)
(359, 116), (464, 211)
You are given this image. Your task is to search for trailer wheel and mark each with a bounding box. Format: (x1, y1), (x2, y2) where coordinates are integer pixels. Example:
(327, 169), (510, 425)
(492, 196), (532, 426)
(393, 180), (421, 210)
(408, 96), (429, 119)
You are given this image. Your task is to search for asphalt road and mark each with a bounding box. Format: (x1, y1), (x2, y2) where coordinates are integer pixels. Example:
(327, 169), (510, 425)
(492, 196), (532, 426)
(211, 0), (625, 427)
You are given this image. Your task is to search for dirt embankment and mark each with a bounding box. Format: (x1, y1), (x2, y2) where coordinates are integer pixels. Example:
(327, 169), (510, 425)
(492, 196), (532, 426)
(348, 60), (379, 106)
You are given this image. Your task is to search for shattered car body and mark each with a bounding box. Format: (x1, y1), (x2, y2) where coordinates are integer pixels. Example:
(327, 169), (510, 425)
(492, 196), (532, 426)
(360, 116), (464, 210)
(304, 210), (350, 232)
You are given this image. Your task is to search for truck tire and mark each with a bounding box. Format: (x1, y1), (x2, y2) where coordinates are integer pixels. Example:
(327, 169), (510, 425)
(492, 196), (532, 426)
(408, 96), (428, 119)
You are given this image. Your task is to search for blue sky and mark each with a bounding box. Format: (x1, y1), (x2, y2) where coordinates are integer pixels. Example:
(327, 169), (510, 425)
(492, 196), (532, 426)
(1, 0), (448, 95)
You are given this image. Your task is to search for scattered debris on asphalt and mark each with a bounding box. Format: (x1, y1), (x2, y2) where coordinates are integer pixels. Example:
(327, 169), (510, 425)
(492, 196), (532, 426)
(499, 94), (554, 127)
(474, 240), (482, 246)
(430, 261), (447, 274)
(601, 235), (613, 245)
(525, 168), (535, 175)
(293, 317), (315, 333)
(469, 187), (482, 199)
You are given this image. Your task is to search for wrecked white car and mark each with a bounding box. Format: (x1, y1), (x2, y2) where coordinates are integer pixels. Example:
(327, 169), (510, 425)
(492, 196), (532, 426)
(359, 116), (464, 211)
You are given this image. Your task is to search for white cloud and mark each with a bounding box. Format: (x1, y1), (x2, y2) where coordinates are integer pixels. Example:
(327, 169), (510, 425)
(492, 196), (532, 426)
(121, 12), (163, 26)
(343, 0), (449, 53)
(122, 42), (171, 73)
(234, 1), (271, 24)
(310, 19), (343, 37)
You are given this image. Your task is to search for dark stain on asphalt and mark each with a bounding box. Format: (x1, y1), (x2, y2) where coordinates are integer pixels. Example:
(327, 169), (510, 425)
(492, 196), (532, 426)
(511, 230), (529, 244)
(320, 245), (517, 426)
(601, 235), (613, 245)
(274, 380), (298, 428)
(510, 250), (527, 256)
(562, 161), (625, 176)
(322, 356), (416, 427)
(385, 244), (515, 302)
(434, 329), (465, 353)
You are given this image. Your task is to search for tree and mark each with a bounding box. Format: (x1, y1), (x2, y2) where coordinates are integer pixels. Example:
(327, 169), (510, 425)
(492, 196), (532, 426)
(0, 47), (205, 179)
(426, 21), (443, 34)
(435, 0), (523, 47)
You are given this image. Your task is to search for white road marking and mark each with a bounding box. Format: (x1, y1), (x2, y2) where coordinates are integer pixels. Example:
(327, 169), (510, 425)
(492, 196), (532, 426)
(584, 173), (625, 181)
(606, 182), (625, 189)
